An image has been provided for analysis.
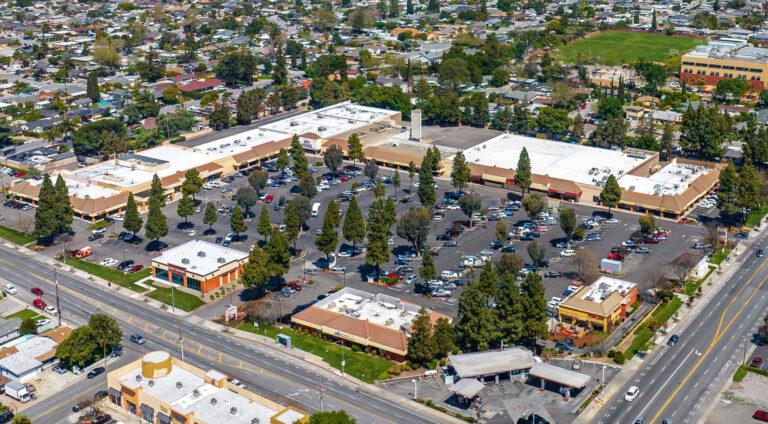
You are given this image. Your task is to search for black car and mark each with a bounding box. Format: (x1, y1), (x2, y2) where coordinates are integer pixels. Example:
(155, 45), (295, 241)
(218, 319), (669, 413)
(117, 260), (134, 272)
(214, 237), (223, 244)
(0, 410), (13, 424)
(436, 233), (452, 241)
(94, 390), (109, 401)
(443, 240), (458, 247)
(490, 240), (503, 249)
(528, 414), (550, 424)
(544, 271), (562, 278)
(400, 198), (412, 204)
(758, 249), (765, 258)
(87, 367), (106, 379)
(501, 245), (516, 253)
(667, 335), (679, 346)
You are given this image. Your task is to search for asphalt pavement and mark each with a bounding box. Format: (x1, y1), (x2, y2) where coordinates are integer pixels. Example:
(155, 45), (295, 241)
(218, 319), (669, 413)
(591, 228), (768, 424)
(0, 243), (452, 424)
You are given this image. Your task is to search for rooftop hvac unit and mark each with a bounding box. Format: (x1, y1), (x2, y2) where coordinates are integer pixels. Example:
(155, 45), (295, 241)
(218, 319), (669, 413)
(290, 121), (298, 126)
(135, 375), (142, 382)
(176, 382), (183, 389)
(148, 380), (155, 387)
(198, 251), (206, 257)
(192, 389), (200, 398)
(217, 257), (226, 263)
(210, 398), (217, 405)
(230, 407), (238, 415)
(385, 318), (394, 326)
(252, 419), (260, 424)
(182, 258), (190, 264)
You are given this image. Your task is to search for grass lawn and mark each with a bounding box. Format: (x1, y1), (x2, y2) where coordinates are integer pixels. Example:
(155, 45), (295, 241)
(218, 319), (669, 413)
(0, 225), (35, 245)
(61, 257), (149, 292)
(558, 31), (703, 65)
(709, 248), (730, 265)
(624, 326), (654, 358)
(145, 283), (205, 312)
(745, 204), (768, 228)
(4, 308), (44, 321)
(684, 266), (716, 296)
(237, 322), (394, 383)
(651, 296), (684, 324)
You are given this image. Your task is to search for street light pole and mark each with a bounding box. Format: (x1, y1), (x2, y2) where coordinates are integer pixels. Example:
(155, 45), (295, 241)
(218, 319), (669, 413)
(54, 270), (61, 326)
(411, 378), (418, 399)
(171, 285), (176, 313)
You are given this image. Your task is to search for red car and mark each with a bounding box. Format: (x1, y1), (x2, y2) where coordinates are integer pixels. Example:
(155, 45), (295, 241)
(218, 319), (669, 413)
(264, 194), (274, 203)
(31, 287), (43, 296)
(386, 272), (403, 281)
(750, 357), (763, 368)
(127, 264), (144, 273)
(754, 409), (768, 422)
(644, 237), (659, 244)
(339, 176), (350, 182)
(33, 298), (47, 309)
(607, 252), (625, 261)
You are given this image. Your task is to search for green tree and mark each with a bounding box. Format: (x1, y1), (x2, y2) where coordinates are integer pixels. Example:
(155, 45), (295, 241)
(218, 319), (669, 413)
(639, 214), (656, 235)
(327, 200), (341, 228)
(496, 272), (524, 345)
(315, 206), (339, 259)
(284, 200), (303, 249)
(495, 220), (508, 242)
(391, 172), (401, 195)
(496, 252), (523, 275)
(559, 207), (577, 241)
(209, 102), (231, 131)
(522, 193), (545, 221)
(235, 187), (259, 218)
(182, 168), (203, 203)
(123, 192), (143, 234)
(291, 134), (309, 179)
(145, 194), (169, 243)
(599, 174), (622, 213)
(203, 202), (217, 232)
(240, 245), (271, 294)
(459, 193), (482, 224)
(276, 148), (290, 172)
(634, 61), (668, 93)
(408, 161), (416, 192)
(86, 72), (100, 102)
(177, 193), (194, 224)
(373, 180), (386, 198)
(54, 175), (73, 234)
(89, 314), (122, 365)
(342, 196), (366, 247)
(19, 318), (36, 336)
(230, 205), (247, 237)
(365, 199), (391, 278)
(420, 249), (436, 281)
(454, 277), (499, 351)
(535, 107), (570, 135)
(408, 309), (437, 365)
(257, 205), (272, 241)
(715, 78), (749, 101)
(347, 133), (365, 165)
(324, 145), (344, 177)
(660, 124), (675, 160)
(417, 154), (436, 207)
(308, 410), (357, 424)
(215, 48), (257, 86)
(11, 416), (31, 424)
(396, 207), (431, 256)
(299, 174), (317, 199)
(593, 116), (629, 149)
(526, 241), (546, 267)
(738, 162), (761, 214)
(364, 161), (379, 183)
(718, 161), (740, 219)
(265, 229), (291, 274)
(450, 151), (471, 193)
(248, 170), (269, 193)
(520, 272), (548, 345)
(55, 326), (98, 367)
(33, 174), (57, 240)
(516, 147), (532, 195)
(432, 317), (454, 358)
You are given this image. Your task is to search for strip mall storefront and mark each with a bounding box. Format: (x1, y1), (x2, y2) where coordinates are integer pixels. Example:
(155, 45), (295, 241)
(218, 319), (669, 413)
(152, 262), (244, 296)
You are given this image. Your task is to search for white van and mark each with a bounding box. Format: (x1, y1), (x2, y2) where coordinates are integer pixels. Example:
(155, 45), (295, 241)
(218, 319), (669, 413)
(311, 203), (321, 217)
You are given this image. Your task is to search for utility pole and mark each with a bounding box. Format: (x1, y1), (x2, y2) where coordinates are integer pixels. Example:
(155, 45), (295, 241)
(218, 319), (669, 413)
(318, 377), (326, 411)
(179, 321), (185, 361)
(54, 270), (61, 326)
(171, 284), (176, 313)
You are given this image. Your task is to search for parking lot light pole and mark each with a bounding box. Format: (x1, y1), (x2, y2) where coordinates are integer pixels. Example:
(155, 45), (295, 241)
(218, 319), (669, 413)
(411, 378), (418, 399)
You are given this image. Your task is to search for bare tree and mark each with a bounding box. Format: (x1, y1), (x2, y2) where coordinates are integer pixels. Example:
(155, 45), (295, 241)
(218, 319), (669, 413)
(17, 215), (33, 235)
(702, 222), (719, 246)
(571, 249), (599, 283)
(670, 252), (698, 285)
(644, 268), (670, 291)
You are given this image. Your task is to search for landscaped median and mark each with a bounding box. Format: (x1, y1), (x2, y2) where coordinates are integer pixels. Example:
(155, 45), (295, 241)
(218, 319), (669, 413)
(619, 295), (684, 361)
(734, 364), (768, 381)
(236, 321), (394, 383)
(59, 257), (149, 292)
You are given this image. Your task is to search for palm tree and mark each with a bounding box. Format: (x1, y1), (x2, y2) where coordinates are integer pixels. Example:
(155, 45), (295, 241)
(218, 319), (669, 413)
(55, 118), (77, 142)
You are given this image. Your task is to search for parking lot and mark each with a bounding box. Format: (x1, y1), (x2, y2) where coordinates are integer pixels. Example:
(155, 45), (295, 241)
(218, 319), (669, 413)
(0, 154), (709, 318)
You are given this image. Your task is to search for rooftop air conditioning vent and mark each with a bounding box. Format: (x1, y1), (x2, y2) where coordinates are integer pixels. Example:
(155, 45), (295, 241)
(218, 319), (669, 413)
(198, 251), (206, 257)
(176, 381), (183, 389)
(182, 258), (190, 264)
(192, 389), (200, 398)
(251, 419), (260, 424)
(148, 380), (155, 387)
(210, 398), (217, 405)
(218, 257), (226, 263)
(135, 375), (142, 382)
(230, 407), (237, 415)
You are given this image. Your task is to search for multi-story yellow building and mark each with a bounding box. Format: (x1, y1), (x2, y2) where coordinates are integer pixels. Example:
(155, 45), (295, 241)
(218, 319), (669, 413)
(681, 38), (768, 90)
(106, 351), (308, 424)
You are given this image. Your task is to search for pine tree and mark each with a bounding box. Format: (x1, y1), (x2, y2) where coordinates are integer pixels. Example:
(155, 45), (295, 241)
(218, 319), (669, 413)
(284, 201), (302, 249)
(454, 279), (499, 351)
(651, 9), (657, 31)
(177, 192), (194, 224)
(150, 174), (165, 206)
(521, 272), (548, 346)
(265, 228), (292, 275)
(276, 148), (290, 172)
(86, 72), (100, 102)
(145, 194), (169, 243)
(327, 200), (341, 228)
(391, 172), (401, 195)
(123, 192), (143, 234)
(738, 162), (761, 215)
(408, 161), (416, 192)
(389, 0), (399, 17)
(599, 174), (622, 214)
(718, 161), (739, 218)
(515, 147), (531, 195)
(426, 0), (439, 12)
(408, 309), (436, 365)
(406, 0), (414, 14)
(342, 196), (366, 247)
(496, 272), (524, 345)
(347, 133), (365, 165)
(418, 153), (436, 207)
(365, 199), (391, 278)
(660, 124), (674, 161)
(240, 245), (270, 294)
(419, 249), (436, 280)
(230, 205), (247, 237)
(450, 151), (471, 193)
(33, 174), (57, 240)
(209, 102), (231, 131)
(203, 201), (217, 232)
(290, 134), (309, 179)
(432, 317), (454, 358)
(315, 206), (339, 258)
(572, 117), (585, 142)
(54, 175), (73, 234)
(257, 205), (272, 241)
(182, 168), (203, 203)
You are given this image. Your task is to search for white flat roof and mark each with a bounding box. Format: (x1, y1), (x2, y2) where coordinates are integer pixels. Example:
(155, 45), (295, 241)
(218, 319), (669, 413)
(618, 158), (708, 195)
(23, 175), (120, 199)
(152, 240), (248, 277)
(463, 134), (649, 186)
(314, 287), (421, 331)
(529, 363), (591, 389)
(261, 102), (398, 138)
(579, 276), (637, 303)
(449, 348), (535, 378)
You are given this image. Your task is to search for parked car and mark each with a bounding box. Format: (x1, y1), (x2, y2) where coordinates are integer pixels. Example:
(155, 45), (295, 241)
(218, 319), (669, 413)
(3, 284), (16, 295)
(555, 341), (573, 352)
(754, 409), (768, 422)
(44, 305), (58, 315)
(667, 334), (679, 346)
(758, 249), (765, 258)
(32, 298), (47, 309)
(636, 247), (651, 254)
(52, 364), (67, 374)
(750, 357), (763, 368)
(87, 367), (105, 379)
(544, 271), (562, 278)
(127, 264), (144, 273)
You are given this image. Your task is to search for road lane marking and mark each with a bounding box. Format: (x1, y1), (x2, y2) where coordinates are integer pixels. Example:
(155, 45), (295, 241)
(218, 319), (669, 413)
(638, 348), (697, 418)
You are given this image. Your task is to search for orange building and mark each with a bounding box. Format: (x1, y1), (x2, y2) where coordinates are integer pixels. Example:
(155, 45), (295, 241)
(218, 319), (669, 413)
(151, 240), (248, 296)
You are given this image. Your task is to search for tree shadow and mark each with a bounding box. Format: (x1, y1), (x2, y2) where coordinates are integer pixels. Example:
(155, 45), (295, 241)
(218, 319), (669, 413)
(145, 240), (168, 252)
(177, 222), (195, 230)
(203, 228), (217, 236)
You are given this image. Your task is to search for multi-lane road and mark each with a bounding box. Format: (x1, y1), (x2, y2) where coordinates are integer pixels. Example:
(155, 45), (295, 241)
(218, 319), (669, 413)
(595, 230), (768, 424)
(0, 244), (449, 424)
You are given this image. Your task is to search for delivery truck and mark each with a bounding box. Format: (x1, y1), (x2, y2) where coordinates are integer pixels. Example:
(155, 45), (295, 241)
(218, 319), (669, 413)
(5, 381), (30, 402)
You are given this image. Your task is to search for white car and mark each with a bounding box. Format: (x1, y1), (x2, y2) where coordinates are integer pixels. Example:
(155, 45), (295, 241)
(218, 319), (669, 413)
(445, 204), (460, 210)
(3, 284), (16, 295)
(550, 296), (564, 304)
(100, 258), (118, 267)
(441, 270), (459, 280)
(624, 386), (639, 401)
(188, 229), (197, 237)
(35, 318), (51, 327)
(560, 249), (575, 257)
(44, 306), (58, 315)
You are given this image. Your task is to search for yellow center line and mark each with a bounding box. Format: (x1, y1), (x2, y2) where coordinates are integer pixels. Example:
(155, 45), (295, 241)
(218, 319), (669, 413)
(650, 257), (768, 423)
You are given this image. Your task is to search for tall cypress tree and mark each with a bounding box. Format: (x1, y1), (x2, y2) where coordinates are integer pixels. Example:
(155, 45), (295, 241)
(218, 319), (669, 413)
(230, 205), (247, 237)
(257, 205), (272, 241)
(521, 272), (548, 346)
(54, 175), (73, 234)
(342, 196), (366, 247)
(145, 174), (168, 243)
(86, 72), (100, 102)
(33, 174), (57, 240)
(497, 272), (524, 345)
(406, 0), (414, 14)
(123, 192), (142, 234)
(315, 206), (339, 259)
(515, 147), (531, 195)
(417, 151), (436, 207)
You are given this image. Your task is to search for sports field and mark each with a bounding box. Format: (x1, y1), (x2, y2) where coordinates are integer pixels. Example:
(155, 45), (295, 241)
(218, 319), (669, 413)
(558, 31), (704, 65)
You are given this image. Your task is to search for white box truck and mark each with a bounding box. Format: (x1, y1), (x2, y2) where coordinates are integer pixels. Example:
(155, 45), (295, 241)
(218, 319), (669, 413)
(311, 202), (321, 217)
(5, 381), (30, 402)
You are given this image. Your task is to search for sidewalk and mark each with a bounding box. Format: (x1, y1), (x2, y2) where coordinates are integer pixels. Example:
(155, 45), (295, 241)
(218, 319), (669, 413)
(574, 221), (767, 423)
